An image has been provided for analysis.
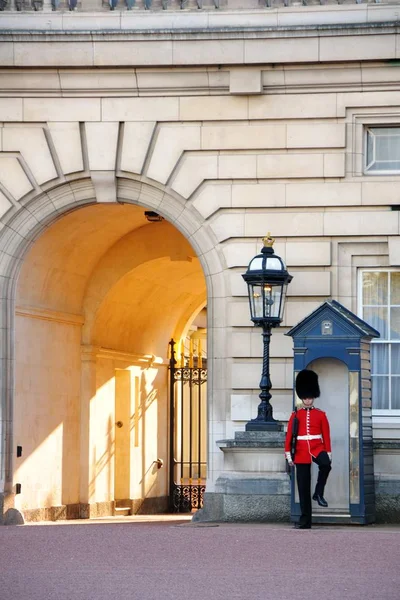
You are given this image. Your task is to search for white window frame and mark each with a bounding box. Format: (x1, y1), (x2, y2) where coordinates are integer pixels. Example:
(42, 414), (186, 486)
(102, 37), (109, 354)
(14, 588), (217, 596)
(346, 108), (400, 178)
(358, 268), (400, 417)
(364, 126), (400, 175)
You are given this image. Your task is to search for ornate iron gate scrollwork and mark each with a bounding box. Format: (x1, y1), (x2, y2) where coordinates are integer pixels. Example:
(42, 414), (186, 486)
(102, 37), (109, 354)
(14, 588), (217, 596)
(169, 339), (207, 513)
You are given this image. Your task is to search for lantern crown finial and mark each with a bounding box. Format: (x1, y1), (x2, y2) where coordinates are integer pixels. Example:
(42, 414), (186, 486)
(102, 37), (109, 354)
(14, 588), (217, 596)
(262, 233), (275, 248)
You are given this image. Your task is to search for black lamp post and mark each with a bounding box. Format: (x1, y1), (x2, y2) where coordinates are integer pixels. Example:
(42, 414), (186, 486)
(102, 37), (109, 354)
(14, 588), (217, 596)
(242, 234), (292, 432)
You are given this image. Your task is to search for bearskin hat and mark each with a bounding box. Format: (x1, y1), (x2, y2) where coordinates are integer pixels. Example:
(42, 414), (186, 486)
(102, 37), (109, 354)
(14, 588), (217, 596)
(295, 369), (320, 400)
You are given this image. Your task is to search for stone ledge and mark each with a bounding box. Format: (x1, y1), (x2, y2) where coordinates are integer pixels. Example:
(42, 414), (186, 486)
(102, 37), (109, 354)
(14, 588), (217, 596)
(215, 472), (290, 495)
(218, 440), (285, 448)
(2, 8), (400, 37)
(373, 440), (400, 450)
(234, 431), (285, 441)
(217, 430), (286, 449)
(1, 5), (400, 34)
(1, 26), (398, 68)
(1, 22), (400, 39)
(1, 19), (399, 67)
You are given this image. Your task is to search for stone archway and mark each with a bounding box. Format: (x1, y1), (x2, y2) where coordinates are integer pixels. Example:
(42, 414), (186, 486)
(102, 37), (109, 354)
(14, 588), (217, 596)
(0, 176), (226, 522)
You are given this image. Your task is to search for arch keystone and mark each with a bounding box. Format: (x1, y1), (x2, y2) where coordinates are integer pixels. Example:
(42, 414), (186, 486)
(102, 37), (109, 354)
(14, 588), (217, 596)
(91, 171), (117, 204)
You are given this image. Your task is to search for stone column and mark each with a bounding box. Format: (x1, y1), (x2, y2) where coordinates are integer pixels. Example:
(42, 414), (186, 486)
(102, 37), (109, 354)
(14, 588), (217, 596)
(80, 346), (98, 518)
(0, 295), (10, 500)
(0, 290), (22, 524)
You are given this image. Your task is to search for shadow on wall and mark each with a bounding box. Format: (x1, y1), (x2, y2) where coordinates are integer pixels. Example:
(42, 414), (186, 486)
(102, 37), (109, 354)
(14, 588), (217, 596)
(88, 415), (115, 503)
(140, 371), (161, 501)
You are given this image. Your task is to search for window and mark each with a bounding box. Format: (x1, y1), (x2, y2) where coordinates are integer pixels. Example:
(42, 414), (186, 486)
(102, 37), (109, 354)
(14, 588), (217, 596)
(360, 271), (400, 412)
(365, 127), (400, 173)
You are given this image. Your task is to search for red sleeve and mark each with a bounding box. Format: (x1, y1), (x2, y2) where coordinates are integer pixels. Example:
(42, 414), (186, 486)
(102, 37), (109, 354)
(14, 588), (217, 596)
(285, 413), (294, 453)
(321, 412), (331, 453)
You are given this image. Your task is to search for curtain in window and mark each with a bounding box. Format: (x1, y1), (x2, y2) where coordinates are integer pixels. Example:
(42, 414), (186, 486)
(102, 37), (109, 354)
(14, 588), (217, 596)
(392, 345), (400, 409)
(373, 377), (389, 410)
(362, 271), (400, 411)
(362, 272), (388, 339)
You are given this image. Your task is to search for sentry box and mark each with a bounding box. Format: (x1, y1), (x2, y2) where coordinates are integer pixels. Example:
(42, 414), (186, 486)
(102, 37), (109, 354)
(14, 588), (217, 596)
(286, 300), (379, 525)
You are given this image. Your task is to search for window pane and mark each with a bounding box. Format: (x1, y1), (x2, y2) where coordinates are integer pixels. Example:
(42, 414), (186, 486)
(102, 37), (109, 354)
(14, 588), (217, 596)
(391, 344), (400, 375)
(263, 283), (282, 320)
(390, 308), (400, 340)
(371, 344), (389, 374)
(391, 378), (400, 410)
(376, 135), (400, 161)
(372, 376), (389, 409)
(375, 136), (391, 161)
(250, 284), (263, 319)
(367, 128), (400, 171)
(363, 307), (388, 339)
(391, 272), (400, 305)
(362, 272), (388, 305)
(373, 127), (400, 136)
(366, 130), (374, 167)
(372, 161), (400, 171)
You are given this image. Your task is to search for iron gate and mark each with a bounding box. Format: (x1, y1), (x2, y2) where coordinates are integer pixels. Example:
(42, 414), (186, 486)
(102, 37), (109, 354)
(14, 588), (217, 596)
(169, 338), (207, 512)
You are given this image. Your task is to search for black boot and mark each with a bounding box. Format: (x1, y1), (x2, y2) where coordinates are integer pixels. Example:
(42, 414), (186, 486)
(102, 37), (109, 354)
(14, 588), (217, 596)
(294, 523), (312, 529)
(312, 493), (328, 508)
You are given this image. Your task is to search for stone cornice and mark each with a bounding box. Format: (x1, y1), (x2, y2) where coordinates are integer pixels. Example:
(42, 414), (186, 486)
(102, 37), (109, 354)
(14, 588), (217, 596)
(1, 21), (400, 40)
(2, 16), (400, 67)
(1, 61), (400, 97)
(2, 5), (400, 35)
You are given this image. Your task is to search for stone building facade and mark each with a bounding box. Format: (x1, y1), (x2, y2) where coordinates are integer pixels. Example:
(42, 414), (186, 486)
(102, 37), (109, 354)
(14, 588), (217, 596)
(0, 2), (399, 523)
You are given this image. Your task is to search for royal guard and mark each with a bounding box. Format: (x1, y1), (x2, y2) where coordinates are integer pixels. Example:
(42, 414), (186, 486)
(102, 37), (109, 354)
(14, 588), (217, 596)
(285, 369), (332, 529)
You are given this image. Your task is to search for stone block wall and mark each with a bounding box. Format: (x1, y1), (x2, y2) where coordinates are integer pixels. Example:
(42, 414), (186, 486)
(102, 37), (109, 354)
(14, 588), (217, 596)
(0, 10), (400, 520)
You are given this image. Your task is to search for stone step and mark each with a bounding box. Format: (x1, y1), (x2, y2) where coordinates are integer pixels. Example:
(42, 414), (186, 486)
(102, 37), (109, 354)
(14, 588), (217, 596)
(114, 506), (131, 516)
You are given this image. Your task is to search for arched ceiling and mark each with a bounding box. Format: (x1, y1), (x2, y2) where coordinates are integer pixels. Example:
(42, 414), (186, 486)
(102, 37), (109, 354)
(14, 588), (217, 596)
(17, 204), (150, 314)
(16, 203), (206, 358)
(91, 256), (205, 356)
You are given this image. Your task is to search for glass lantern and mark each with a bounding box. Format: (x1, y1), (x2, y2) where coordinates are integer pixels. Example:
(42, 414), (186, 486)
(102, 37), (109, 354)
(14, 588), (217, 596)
(243, 236), (292, 327)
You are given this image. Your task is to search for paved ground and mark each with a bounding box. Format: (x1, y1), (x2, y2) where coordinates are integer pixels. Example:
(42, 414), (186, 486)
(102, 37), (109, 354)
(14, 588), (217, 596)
(0, 515), (399, 600)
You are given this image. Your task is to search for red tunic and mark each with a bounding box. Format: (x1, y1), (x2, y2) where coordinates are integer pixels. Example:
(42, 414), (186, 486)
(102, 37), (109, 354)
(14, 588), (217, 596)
(284, 407), (331, 464)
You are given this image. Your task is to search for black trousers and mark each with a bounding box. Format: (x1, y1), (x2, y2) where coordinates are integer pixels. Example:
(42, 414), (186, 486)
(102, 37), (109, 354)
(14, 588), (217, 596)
(296, 451), (332, 528)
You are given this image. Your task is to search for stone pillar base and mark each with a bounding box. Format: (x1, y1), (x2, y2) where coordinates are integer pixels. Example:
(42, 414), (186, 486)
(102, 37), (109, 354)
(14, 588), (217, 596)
(194, 474), (290, 523)
(375, 478), (400, 524)
(194, 430), (291, 523)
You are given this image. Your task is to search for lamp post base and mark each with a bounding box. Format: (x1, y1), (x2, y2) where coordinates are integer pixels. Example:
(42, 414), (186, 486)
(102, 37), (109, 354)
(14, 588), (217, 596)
(245, 419), (283, 432)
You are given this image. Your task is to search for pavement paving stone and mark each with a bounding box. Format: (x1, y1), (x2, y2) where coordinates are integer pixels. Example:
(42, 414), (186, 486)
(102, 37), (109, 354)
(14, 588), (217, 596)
(0, 516), (399, 600)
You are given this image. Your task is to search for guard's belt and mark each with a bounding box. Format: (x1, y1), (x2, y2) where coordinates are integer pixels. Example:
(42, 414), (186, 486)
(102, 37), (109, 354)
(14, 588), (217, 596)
(297, 434), (322, 441)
